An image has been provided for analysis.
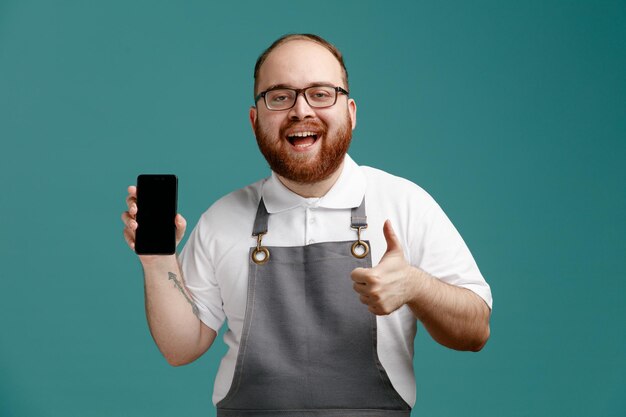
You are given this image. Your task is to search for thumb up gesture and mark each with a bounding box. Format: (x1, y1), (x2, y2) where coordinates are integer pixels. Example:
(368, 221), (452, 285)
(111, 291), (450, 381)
(351, 220), (415, 315)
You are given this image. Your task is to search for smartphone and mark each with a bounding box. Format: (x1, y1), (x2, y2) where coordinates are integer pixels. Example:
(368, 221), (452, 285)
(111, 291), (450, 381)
(135, 174), (178, 255)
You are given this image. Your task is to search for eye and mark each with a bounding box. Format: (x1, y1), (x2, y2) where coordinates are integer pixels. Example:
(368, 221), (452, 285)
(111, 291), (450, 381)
(311, 89), (332, 98)
(307, 87), (334, 103)
(267, 90), (295, 105)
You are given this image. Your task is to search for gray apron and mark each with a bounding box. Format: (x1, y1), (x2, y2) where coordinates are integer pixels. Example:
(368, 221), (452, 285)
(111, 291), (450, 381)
(216, 198), (411, 416)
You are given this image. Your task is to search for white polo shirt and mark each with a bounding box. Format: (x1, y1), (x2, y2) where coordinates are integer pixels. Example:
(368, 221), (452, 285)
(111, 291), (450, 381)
(179, 154), (492, 406)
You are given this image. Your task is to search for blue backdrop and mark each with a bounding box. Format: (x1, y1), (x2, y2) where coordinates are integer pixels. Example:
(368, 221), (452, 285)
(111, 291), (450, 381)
(1, 1), (624, 416)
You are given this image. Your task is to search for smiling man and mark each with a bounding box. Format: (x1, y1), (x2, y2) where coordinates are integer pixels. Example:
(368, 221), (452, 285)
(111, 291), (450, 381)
(122, 34), (492, 416)
(251, 37), (355, 192)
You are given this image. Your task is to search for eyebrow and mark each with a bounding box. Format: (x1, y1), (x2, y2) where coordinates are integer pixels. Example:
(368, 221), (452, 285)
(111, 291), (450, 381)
(264, 82), (337, 91)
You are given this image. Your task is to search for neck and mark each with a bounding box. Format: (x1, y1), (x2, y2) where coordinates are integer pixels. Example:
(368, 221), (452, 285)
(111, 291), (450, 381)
(276, 160), (345, 198)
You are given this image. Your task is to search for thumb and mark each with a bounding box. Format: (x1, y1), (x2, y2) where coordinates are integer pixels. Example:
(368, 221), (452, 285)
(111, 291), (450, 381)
(382, 219), (403, 255)
(175, 213), (187, 245)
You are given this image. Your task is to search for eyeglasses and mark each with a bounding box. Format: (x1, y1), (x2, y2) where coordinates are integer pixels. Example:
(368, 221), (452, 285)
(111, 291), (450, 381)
(255, 85), (349, 111)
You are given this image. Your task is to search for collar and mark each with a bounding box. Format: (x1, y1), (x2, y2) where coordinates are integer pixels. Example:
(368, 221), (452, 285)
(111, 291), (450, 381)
(261, 154), (367, 213)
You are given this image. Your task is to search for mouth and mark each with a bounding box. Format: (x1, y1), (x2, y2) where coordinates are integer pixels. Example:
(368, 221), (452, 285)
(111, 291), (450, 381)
(286, 130), (320, 150)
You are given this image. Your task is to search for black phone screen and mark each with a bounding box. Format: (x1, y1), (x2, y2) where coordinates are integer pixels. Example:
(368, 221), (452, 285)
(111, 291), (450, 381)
(135, 174), (178, 255)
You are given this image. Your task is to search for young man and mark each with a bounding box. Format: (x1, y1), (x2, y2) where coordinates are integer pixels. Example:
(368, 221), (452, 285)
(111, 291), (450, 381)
(122, 34), (492, 416)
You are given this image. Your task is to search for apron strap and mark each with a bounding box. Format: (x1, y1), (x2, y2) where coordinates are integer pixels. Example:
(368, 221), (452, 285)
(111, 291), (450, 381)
(350, 198), (369, 259)
(252, 197), (367, 235)
(252, 197), (369, 261)
(351, 198), (367, 228)
(252, 198), (270, 236)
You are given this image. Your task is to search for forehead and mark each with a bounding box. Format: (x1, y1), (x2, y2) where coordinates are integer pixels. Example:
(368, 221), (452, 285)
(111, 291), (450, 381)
(257, 40), (344, 91)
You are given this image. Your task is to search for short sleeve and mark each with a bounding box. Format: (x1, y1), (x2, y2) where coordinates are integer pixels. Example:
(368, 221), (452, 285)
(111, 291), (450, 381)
(409, 197), (493, 310)
(178, 214), (226, 332)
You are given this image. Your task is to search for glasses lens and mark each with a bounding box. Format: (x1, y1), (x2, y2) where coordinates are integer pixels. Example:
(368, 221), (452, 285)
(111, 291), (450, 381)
(265, 89), (296, 110)
(305, 86), (336, 108)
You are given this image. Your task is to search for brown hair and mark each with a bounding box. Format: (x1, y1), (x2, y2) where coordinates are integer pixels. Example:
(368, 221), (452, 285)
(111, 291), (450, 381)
(253, 33), (349, 96)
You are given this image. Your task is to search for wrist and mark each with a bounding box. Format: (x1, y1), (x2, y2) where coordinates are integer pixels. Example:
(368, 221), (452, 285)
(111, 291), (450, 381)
(139, 254), (178, 271)
(405, 266), (431, 313)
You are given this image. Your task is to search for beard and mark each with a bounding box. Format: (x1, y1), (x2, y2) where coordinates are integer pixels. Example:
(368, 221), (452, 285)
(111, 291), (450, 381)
(254, 112), (353, 184)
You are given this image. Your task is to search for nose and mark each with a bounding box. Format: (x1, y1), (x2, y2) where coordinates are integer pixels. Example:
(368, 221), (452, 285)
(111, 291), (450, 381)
(288, 92), (315, 120)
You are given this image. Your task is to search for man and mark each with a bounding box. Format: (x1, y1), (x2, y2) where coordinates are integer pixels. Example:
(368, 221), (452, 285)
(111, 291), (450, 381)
(122, 34), (492, 415)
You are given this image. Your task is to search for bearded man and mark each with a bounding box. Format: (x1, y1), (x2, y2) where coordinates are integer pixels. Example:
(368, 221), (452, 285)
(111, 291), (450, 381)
(122, 33), (492, 416)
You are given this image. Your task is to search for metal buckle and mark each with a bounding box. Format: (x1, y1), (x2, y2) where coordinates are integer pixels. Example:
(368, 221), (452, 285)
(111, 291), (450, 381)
(251, 233), (270, 265)
(350, 226), (370, 259)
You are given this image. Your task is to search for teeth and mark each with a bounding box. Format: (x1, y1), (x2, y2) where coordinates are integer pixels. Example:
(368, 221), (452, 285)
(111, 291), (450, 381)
(288, 131), (316, 138)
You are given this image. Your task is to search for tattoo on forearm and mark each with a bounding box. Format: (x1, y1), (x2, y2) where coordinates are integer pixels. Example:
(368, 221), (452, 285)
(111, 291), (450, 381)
(168, 272), (200, 317)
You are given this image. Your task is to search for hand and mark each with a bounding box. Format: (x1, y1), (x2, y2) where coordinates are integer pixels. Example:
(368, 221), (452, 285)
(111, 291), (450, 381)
(351, 220), (415, 315)
(121, 185), (187, 257)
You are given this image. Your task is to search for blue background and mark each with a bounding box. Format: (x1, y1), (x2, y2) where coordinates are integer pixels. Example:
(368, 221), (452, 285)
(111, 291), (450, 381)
(1, 1), (625, 416)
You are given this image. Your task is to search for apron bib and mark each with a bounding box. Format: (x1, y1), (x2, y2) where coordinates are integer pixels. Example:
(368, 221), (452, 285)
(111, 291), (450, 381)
(217, 198), (411, 416)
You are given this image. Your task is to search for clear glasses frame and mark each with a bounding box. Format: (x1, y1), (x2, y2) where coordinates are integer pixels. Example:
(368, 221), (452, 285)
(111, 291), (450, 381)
(255, 86), (349, 111)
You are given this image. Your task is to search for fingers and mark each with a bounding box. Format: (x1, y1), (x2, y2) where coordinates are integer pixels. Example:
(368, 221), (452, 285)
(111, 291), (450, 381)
(368, 305), (383, 315)
(351, 267), (390, 315)
(122, 186), (138, 226)
(353, 282), (381, 300)
(123, 185), (138, 251)
(359, 293), (388, 316)
(126, 195), (137, 215)
(121, 210), (138, 251)
(351, 268), (381, 296)
(353, 282), (367, 295)
(121, 211), (137, 228)
(123, 227), (136, 251)
(351, 267), (379, 285)
(350, 267), (369, 283)
(127, 199), (137, 216)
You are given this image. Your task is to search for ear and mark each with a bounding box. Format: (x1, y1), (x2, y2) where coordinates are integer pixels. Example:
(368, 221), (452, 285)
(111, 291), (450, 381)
(249, 106), (257, 132)
(348, 98), (357, 130)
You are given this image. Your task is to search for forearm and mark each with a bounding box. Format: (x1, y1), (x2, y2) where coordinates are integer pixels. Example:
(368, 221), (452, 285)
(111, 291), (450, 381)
(141, 255), (214, 365)
(407, 267), (491, 351)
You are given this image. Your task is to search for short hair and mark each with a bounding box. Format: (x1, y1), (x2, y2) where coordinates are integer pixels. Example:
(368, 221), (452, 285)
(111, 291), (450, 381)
(253, 33), (349, 96)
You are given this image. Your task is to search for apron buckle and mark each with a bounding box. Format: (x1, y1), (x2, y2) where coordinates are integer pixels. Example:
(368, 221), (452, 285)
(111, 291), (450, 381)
(351, 226), (370, 259)
(252, 232), (270, 265)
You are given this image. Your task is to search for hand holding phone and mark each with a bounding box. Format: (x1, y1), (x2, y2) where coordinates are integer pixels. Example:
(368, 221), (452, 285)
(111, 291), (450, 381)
(122, 174), (181, 255)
